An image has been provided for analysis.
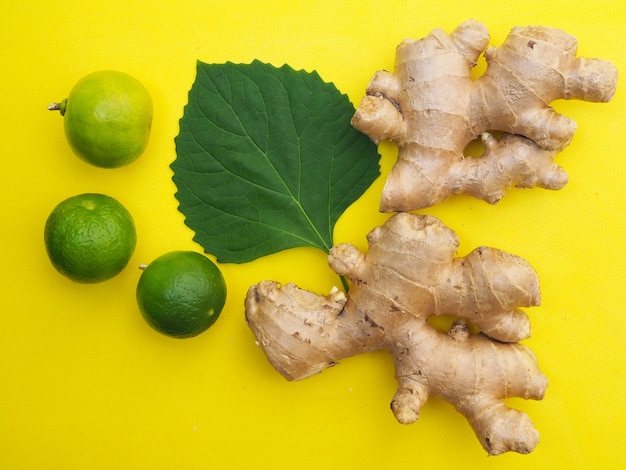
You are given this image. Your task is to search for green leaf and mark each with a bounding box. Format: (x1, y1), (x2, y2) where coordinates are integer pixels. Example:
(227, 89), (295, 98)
(171, 60), (380, 263)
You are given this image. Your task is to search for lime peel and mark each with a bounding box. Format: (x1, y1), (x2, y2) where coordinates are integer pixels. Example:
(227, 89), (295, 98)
(44, 193), (137, 283)
(136, 251), (227, 339)
(51, 70), (153, 168)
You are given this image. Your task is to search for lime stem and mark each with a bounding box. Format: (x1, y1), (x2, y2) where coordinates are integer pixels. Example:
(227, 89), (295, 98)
(47, 99), (67, 115)
(138, 264), (148, 270)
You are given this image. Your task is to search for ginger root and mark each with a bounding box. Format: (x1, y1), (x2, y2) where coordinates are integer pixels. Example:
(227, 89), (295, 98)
(246, 213), (548, 455)
(351, 20), (618, 211)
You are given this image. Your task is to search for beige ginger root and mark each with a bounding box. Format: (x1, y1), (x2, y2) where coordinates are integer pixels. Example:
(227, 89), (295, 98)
(245, 213), (548, 455)
(351, 20), (618, 212)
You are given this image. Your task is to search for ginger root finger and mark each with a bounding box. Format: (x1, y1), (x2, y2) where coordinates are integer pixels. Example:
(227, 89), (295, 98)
(333, 213), (541, 342)
(350, 95), (406, 144)
(244, 281), (383, 381)
(391, 319), (547, 455)
(459, 397), (542, 455)
(476, 25), (617, 150)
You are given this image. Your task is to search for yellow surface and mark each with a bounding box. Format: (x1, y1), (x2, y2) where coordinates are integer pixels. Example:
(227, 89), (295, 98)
(1, 1), (624, 468)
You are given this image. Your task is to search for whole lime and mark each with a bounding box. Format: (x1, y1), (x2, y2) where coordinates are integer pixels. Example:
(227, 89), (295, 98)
(50, 70), (153, 168)
(44, 193), (137, 283)
(136, 251), (227, 339)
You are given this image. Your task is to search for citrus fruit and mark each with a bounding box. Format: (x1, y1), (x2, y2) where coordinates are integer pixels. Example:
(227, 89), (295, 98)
(49, 70), (153, 168)
(44, 193), (137, 283)
(136, 251), (227, 339)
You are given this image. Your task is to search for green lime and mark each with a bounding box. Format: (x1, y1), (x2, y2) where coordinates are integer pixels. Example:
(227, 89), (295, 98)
(136, 251), (227, 339)
(44, 193), (137, 283)
(49, 70), (153, 168)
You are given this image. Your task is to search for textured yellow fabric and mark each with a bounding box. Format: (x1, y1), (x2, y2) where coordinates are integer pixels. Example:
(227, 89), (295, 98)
(1, 1), (623, 468)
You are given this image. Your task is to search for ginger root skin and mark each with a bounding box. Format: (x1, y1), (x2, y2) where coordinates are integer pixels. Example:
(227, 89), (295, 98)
(351, 20), (618, 212)
(245, 213), (548, 455)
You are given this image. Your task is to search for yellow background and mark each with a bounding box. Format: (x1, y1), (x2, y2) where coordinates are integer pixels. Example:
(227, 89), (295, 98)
(1, 1), (624, 468)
